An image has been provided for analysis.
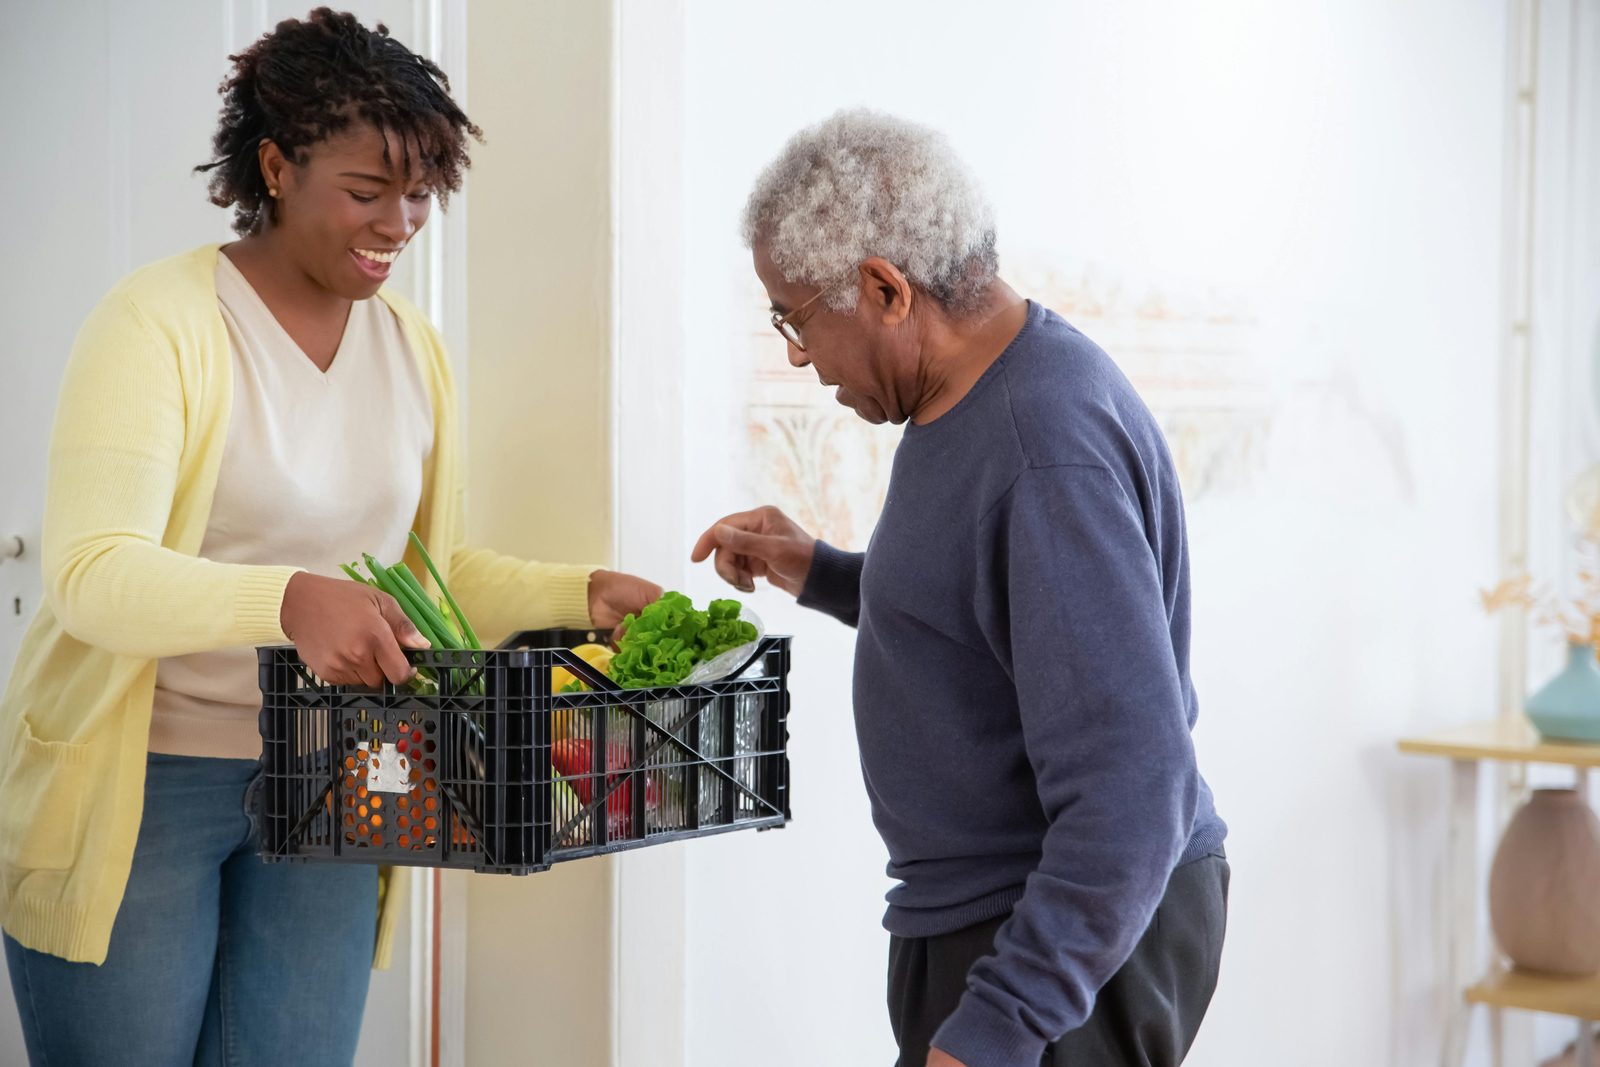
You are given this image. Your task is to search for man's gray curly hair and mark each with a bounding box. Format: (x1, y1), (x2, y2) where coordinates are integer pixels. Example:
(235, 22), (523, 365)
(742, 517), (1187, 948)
(741, 109), (999, 315)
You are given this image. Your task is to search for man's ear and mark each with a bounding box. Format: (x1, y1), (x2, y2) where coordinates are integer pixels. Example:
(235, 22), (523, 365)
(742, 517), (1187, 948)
(858, 257), (913, 326)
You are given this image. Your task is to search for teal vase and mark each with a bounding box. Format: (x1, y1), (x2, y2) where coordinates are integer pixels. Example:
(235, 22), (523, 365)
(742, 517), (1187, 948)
(1527, 643), (1600, 743)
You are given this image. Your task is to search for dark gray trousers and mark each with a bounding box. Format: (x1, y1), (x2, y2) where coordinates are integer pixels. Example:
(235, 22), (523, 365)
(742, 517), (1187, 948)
(888, 852), (1229, 1067)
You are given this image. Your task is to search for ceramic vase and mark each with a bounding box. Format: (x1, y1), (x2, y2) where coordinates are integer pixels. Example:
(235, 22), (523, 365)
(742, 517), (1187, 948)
(1488, 788), (1600, 975)
(1527, 643), (1600, 743)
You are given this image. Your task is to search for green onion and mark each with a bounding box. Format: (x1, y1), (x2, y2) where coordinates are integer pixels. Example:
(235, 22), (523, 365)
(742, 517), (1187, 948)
(340, 562), (375, 587)
(362, 553), (444, 650)
(410, 531), (481, 649)
(391, 561), (461, 647)
(341, 540), (484, 695)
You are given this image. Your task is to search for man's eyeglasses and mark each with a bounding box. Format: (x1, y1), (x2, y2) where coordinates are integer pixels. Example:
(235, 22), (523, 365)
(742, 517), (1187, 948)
(770, 276), (849, 351)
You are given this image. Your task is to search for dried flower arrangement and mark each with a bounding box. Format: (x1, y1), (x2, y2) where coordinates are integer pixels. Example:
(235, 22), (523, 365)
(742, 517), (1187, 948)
(1481, 531), (1600, 647)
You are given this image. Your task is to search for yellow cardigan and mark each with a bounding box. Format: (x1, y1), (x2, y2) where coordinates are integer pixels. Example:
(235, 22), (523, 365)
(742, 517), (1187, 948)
(0, 244), (597, 968)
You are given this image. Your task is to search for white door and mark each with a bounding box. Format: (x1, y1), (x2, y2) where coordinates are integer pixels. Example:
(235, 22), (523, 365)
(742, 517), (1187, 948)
(0, 3), (461, 1063)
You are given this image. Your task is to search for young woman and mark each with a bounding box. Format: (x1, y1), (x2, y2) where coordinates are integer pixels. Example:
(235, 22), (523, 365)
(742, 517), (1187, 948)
(0, 9), (659, 1063)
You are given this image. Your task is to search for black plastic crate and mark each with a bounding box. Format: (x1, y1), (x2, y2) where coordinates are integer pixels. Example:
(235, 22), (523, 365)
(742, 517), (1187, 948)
(252, 628), (790, 874)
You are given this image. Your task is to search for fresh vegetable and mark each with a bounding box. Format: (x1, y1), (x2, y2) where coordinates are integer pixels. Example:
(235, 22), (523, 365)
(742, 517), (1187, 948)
(550, 643), (616, 741)
(410, 531), (481, 649)
(607, 591), (757, 688)
(344, 539), (482, 693)
(551, 773), (587, 844)
(551, 643), (614, 694)
(551, 737), (658, 833)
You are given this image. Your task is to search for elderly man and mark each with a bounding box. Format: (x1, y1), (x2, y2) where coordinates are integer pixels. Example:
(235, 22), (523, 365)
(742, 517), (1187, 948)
(692, 110), (1229, 1067)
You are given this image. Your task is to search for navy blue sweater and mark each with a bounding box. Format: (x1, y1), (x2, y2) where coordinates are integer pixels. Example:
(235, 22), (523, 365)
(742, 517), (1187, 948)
(798, 300), (1226, 1066)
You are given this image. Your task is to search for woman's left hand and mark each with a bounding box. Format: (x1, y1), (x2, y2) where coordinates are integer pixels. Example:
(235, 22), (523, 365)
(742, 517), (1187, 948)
(586, 569), (664, 632)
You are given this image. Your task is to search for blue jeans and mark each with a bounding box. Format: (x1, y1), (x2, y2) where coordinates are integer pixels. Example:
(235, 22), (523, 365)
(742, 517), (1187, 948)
(4, 753), (378, 1066)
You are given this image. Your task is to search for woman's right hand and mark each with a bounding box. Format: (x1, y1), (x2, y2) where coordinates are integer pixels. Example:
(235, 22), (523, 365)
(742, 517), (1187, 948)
(690, 505), (816, 598)
(279, 572), (430, 687)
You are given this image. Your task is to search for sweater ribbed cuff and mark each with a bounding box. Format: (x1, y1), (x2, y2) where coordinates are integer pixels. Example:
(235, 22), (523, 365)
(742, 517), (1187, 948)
(931, 991), (1049, 1067)
(796, 540), (860, 620)
(234, 566), (303, 644)
(547, 564), (603, 629)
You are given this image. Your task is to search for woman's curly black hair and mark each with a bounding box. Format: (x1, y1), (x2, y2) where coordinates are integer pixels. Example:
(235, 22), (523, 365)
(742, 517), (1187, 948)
(196, 7), (482, 235)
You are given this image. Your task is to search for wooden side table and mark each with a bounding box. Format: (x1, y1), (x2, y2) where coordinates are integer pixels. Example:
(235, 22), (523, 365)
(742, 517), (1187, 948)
(1399, 721), (1600, 1067)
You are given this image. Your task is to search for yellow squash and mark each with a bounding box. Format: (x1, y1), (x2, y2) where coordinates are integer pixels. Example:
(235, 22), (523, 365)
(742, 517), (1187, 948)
(551, 643), (614, 742)
(552, 643), (614, 693)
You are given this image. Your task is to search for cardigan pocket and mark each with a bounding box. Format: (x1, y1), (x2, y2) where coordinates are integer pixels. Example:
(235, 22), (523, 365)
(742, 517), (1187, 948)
(0, 716), (93, 871)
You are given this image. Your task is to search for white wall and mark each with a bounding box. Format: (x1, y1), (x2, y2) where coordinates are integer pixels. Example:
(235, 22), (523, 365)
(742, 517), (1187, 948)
(613, 4), (694, 1065)
(645, 2), (1513, 1064)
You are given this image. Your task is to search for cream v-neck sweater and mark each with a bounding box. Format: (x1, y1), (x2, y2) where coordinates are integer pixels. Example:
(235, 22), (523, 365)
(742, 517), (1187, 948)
(149, 254), (435, 758)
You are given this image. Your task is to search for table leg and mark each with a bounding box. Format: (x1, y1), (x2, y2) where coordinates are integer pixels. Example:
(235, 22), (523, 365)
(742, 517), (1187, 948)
(1441, 758), (1481, 1067)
